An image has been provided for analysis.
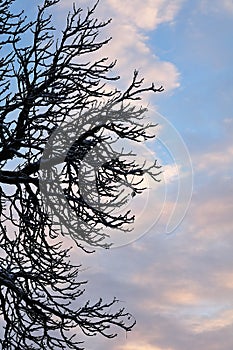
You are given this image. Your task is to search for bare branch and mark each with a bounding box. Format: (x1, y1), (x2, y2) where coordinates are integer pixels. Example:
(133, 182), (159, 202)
(0, 0), (163, 348)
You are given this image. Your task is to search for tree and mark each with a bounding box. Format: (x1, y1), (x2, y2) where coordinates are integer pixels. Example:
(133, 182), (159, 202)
(0, 0), (163, 349)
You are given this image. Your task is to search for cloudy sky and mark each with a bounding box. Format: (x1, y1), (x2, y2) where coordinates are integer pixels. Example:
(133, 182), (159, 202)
(20, 0), (233, 349)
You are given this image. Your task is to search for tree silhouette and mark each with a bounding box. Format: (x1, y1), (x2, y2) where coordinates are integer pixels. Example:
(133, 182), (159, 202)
(0, 0), (163, 349)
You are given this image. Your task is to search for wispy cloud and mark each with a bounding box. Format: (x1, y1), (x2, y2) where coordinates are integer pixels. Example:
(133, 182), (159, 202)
(118, 343), (173, 350)
(195, 146), (233, 174)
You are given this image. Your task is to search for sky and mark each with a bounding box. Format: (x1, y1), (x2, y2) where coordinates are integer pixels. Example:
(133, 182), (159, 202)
(18, 0), (233, 349)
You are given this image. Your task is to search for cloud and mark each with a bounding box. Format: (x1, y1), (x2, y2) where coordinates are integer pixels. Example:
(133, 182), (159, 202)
(162, 164), (180, 183)
(222, 0), (233, 12)
(191, 309), (233, 333)
(58, 0), (183, 30)
(196, 146), (233, 174)
(118, 343), (173, 350)
(190, 197), (233, 238)
(55, 0), (181, 92)
(106, 0), (183, 30)
(224, 117), (233, 125)
(75, 159), (233, 349)
(100, 9), (180, 91)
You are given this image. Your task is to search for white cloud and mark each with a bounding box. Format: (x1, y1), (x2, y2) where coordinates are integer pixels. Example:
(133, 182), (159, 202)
(162, 164), (180, 183)
(94, 20), (180, 93)
(106, 0), (183, 30)
(56, 0), (181, 92)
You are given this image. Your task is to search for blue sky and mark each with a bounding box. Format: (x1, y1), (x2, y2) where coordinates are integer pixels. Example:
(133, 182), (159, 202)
(18, 1), (233, 349)
(156, 1), (233, 143)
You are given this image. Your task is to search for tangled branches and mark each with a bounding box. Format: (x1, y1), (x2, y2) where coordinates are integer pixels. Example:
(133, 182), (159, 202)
(0, 0), (163, 348)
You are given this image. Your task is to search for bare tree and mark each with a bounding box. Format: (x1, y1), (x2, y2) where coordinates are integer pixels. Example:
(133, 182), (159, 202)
(0, 0), (163, 349)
